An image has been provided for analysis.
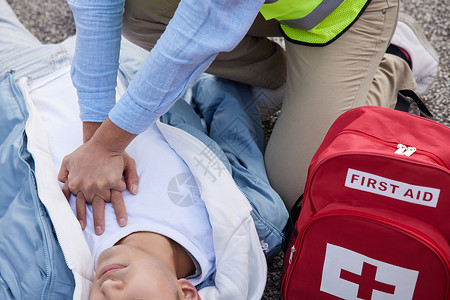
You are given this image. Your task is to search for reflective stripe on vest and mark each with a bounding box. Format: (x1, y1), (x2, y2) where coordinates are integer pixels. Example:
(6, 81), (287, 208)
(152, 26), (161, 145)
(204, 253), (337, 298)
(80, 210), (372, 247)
(260, 0), (371, 45)
(279, 0), (344, 30)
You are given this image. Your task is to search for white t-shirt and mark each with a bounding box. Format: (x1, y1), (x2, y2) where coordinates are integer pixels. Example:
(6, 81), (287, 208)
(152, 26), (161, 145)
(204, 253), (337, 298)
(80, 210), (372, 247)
(28, 66), (216, 286)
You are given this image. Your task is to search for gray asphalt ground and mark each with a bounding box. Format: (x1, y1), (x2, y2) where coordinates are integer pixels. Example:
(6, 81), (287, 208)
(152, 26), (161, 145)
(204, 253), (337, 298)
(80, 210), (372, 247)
(7, 0), (449, 299)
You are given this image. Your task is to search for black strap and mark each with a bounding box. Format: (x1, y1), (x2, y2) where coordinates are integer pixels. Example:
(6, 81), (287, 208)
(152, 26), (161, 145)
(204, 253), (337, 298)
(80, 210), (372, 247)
(282, 194), (302, 252)
(395, 89), (434, 120)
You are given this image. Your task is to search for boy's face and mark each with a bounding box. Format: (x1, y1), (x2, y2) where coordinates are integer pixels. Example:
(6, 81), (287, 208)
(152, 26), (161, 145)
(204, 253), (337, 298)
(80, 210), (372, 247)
(89, 244), (183, 300)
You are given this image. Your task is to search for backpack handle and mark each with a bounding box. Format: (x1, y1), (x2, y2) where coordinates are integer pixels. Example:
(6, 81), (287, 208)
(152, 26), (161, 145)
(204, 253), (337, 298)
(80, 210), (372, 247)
(395, 89), (434, 120)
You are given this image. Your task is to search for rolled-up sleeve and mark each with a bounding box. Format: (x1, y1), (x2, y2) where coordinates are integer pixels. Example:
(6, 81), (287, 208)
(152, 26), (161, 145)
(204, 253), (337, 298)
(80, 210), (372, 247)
(69, 0), (265, 134)
(110, 0), (266, 134)
(68, 0), (124, 123)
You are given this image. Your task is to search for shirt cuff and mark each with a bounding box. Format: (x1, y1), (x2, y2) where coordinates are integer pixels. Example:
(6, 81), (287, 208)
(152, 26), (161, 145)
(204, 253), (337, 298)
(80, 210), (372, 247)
(78, 90), (116, 123)
(108, 91), (162, 134)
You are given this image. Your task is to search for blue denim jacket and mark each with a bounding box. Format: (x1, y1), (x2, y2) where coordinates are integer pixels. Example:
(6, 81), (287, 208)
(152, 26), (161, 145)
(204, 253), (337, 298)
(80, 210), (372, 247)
(0, 70), (75, 299)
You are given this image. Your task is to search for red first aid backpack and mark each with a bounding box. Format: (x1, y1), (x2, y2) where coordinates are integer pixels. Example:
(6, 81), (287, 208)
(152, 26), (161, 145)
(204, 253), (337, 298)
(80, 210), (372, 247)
(281, 104), (450, 299)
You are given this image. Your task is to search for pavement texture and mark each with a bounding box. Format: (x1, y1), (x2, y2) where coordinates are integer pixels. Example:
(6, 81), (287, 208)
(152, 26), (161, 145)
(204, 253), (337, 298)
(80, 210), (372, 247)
(7, 0), (448, 299)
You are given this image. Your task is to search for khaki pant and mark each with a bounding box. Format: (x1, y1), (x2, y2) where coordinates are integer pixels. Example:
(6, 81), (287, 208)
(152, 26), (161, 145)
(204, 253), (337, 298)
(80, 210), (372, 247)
(122, 0), (417, 210)
(122, 1), (286, 89)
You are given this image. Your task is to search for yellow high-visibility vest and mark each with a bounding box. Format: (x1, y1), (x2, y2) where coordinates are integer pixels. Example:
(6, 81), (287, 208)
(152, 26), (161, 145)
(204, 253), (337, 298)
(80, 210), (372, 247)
(260, 0), (371, 46)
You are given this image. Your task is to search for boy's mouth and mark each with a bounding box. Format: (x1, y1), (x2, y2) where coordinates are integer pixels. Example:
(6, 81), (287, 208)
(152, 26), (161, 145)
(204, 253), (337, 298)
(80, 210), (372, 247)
(98, 264), (126, 279)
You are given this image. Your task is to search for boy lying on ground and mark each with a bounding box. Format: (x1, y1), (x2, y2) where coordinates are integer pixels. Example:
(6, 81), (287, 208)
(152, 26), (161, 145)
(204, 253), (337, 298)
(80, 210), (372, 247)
(0, 1), (288, 298)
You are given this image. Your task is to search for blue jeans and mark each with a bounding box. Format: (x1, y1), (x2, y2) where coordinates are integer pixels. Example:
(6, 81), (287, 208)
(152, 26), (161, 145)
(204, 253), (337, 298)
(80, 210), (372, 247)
(0, 0), (72, 81)
(0, 0), (149, 85)
(163, 74), (288, 258)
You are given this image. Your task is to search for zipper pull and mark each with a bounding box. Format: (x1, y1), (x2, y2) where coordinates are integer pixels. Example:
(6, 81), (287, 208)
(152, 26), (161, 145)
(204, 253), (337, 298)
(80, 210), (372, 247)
(395, 144), (407, 155)
(403, 147), (417, 157)
(289, 246), (296, 264)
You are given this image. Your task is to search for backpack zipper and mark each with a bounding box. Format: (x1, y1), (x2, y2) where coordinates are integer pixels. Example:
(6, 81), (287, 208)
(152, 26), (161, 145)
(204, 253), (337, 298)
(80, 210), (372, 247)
(339, 129), (449, 168)
(288, 245), (296, 264)
(306, 129), (449, 215)
(395, 144), (416, 156)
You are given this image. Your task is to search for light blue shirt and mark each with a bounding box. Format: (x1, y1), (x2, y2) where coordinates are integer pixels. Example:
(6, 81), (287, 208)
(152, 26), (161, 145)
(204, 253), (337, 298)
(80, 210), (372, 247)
(68, 0), (265, 134)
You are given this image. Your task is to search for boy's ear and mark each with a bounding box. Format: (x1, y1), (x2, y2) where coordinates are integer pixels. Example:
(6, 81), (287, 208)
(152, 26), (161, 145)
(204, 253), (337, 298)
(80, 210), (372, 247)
(178, 278), (201, 300)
